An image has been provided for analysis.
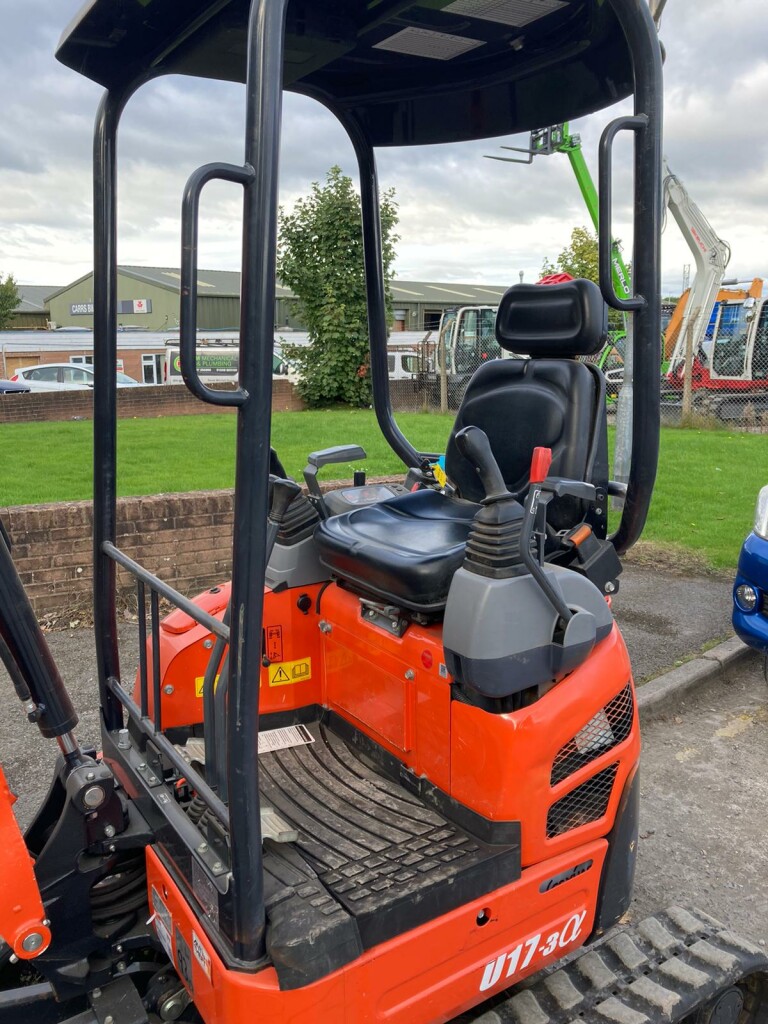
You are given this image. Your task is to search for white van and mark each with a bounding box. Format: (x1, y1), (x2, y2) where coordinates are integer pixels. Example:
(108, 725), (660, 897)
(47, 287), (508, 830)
(164, 343), (292, 384)
(387, 350), (421, 380)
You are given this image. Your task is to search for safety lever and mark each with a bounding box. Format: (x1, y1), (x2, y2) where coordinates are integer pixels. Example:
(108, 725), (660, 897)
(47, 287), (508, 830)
(521, 446), (601, 628)
(303, 445), (367, 518)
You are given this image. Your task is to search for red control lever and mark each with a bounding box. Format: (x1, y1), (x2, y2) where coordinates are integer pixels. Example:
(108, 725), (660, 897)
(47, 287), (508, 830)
(529, 446), (552, 484)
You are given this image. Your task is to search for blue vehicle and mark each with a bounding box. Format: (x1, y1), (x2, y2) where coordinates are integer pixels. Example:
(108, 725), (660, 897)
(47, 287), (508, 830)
(733, 485), (768, 655)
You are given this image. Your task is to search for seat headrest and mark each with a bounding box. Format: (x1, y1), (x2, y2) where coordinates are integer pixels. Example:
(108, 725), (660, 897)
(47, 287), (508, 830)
(495, 279), (608, 358)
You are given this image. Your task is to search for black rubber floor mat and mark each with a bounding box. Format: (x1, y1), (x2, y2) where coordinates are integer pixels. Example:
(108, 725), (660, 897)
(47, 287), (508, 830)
(259, 720), (520, 963)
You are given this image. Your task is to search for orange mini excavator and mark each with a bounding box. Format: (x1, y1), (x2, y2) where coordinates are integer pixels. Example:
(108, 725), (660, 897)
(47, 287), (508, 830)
(0, 1), (766, 1022)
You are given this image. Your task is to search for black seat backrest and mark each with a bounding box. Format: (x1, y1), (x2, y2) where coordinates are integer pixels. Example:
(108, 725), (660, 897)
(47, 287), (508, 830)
(445, 279), (609, 535)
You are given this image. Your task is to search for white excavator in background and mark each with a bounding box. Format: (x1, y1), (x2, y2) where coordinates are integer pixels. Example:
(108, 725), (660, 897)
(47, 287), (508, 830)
(434, 305), (500, 410)
(662, 158), (767, 420)
(661, 158), (732, 415)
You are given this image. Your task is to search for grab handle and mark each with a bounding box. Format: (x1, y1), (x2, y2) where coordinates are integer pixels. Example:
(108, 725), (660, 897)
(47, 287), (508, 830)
(180, 162), (255, 406)
(598, 116), (648, 312)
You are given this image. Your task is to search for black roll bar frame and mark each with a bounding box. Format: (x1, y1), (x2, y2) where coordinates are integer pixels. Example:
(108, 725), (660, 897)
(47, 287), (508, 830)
(89, 0), (662, 971)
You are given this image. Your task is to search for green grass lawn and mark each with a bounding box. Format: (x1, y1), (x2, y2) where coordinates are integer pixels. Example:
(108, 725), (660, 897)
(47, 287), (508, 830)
(632, 428), (768, 570)
(1, 411), (766, 572)
(0, 410), (452, 504)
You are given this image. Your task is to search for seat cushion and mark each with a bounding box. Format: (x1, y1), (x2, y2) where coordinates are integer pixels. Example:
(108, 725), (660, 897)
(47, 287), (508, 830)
(314, 489), (479, 612)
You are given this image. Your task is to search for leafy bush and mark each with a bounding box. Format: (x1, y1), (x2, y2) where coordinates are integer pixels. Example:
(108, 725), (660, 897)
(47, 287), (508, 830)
(277, 166), (398, 407)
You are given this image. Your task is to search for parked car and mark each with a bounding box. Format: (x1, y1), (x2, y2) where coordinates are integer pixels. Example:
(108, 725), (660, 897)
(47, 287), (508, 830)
(0, 379), (32, 394)
(10, 363), (143, 391)
(732, 484), (768, 658)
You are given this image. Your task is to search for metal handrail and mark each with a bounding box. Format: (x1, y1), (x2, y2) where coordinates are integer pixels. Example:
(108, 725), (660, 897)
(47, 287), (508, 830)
(179, 161), (253, 408)
(105, 677), (230, 829)
(102, 542), (230, 641)
(607, 0), (663, 555)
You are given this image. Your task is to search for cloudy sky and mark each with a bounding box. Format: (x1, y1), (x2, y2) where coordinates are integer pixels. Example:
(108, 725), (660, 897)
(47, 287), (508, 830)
(0, 0), (766, 298)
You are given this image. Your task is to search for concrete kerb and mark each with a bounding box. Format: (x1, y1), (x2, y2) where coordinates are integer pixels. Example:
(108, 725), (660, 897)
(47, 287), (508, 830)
(637, 635), (758, 717)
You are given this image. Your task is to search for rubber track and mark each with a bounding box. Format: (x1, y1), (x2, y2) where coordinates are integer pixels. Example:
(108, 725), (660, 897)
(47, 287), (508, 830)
(463, 906), (768, 1023)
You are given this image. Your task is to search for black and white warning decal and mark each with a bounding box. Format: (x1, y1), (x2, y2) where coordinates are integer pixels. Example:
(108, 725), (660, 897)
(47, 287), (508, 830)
(258, 723), (315, 754)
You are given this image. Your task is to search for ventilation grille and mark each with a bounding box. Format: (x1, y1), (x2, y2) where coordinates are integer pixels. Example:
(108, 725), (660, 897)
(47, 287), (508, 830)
(551, 683), (634, 786)
(373, 26), (484, 60)
(546, 763), (618, 838)
(445, 0), (568, 28)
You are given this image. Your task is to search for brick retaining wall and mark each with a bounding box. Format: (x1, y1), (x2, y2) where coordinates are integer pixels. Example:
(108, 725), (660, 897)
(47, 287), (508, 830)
(0, 380), (304, 424)
(5, 490), (236, 619)
(5, 478), (398, 619)
(0, 380), (447, 424)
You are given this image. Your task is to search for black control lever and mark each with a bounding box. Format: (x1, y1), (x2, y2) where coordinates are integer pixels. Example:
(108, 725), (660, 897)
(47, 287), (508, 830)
(303, 445), (367, 519)
(454, 426), (511, 503)
(515, 446), (577, 627)
(267, 477), (302, 561)
(269, 476), (302, 522)
(303, 445), (366, 499)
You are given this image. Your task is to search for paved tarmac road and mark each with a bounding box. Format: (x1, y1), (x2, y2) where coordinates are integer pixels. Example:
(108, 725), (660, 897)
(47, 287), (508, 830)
(612, 563), (734, 683)
(631, 649), (768, 944)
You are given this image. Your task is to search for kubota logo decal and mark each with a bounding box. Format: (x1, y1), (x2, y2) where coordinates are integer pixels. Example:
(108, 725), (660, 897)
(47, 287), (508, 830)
(479, 910), (587, 992)
(539, 859), (593, 892)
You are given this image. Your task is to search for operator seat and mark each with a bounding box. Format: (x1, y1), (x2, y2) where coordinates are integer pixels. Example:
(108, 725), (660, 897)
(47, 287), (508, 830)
(314, 279), (609, 613)
(446, 280), (609, 534)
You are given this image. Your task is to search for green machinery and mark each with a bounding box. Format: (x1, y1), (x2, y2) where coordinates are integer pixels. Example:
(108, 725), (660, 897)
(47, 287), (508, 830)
(488, 122), (631, 380)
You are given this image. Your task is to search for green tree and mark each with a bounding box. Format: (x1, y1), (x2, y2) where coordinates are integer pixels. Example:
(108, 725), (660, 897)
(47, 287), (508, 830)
(277, 166), (398, 407)
(542, 226), (628, 330)
(0, 273), (20, 330)
(541, 225), (600, 283)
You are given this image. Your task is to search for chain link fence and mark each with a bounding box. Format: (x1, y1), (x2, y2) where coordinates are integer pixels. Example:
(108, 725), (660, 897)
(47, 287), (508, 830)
(599, 294), (768, 429)
(389, 307), (501, 414)
(374, 291), (768, 430)
(660, 293), (768, 428)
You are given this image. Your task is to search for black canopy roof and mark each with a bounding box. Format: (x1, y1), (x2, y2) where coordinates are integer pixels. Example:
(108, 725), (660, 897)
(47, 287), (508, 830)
(57, 0), (633, 146)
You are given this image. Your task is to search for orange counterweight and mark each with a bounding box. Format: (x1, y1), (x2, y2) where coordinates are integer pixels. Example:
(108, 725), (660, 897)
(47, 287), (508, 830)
(146, 838), (607, 1024)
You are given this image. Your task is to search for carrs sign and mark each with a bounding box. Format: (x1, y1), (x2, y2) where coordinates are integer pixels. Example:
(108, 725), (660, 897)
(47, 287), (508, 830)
(70, 299), (152, 315)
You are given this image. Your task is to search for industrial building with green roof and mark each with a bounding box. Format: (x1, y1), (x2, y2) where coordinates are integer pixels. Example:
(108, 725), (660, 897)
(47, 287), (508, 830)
(43, 266), (508, 333)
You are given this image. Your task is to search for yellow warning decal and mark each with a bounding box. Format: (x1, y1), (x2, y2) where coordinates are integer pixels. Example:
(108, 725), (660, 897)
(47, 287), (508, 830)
(268, 657), (312, 687)
(431, 462), (447, 488)
(194, 674), (220, 699)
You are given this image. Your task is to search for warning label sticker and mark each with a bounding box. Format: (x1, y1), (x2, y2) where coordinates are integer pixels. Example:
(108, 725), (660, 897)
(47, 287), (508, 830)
(268, 657), (311, 687)
(258, 724), (315, 754)
(194, 673), (220, 699)
(192, 931), (212, 981)
(265, 625), (283, 662)
(150, 886), (173, 961)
